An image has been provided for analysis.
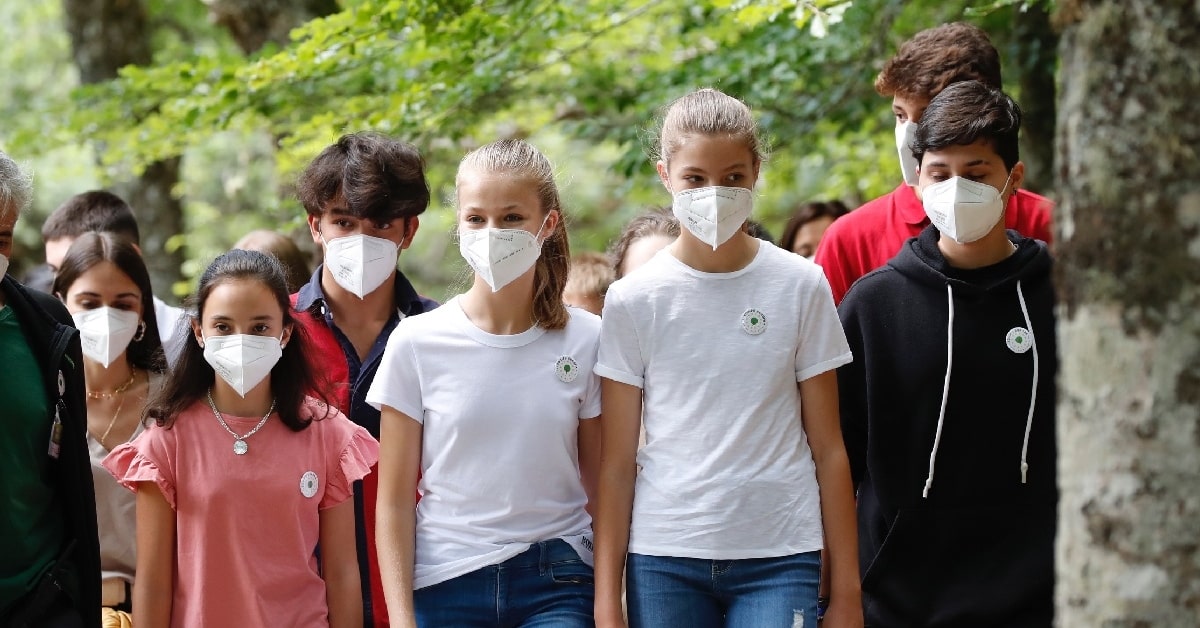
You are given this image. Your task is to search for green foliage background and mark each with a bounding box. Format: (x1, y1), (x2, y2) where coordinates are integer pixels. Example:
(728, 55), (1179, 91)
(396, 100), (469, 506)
(0, 0), (1051, 300)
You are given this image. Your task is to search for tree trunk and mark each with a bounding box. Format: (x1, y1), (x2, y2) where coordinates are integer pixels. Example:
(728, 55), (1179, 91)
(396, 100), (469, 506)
(1012, 4), (1057, 196)
(1055, 1), (1200, 625)
(61, 0), (184, 301)
(203, 0), (340, 54)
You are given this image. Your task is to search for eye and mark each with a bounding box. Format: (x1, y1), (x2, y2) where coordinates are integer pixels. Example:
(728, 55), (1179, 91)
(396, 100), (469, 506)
(213, 322), (231, 333)
(683, 174), (704, 183)
(374, 220), (393, 230)
(504, 213), (525, 223)
(725, 173), (745, 183)
(333, 218), (353, 229)
(463, 214), (484, 224)
(894, 111), (908, 123)
(253, 323), (271, 334)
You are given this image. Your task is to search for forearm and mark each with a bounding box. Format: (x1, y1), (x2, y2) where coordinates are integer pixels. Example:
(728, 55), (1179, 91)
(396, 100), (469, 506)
(813, 446), (862, 601)
(594, 461), (636, 623)
(325, 562), (363, 628)
(377, 501), (417, 627)
(132, 578), (172, 628)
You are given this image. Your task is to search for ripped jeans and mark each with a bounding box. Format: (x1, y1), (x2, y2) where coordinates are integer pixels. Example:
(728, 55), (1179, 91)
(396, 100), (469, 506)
(626, 550), (819, 628)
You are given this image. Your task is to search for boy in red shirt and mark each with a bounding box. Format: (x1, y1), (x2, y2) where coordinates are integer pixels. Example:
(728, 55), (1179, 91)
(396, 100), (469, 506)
(815, 22), (1052, 304)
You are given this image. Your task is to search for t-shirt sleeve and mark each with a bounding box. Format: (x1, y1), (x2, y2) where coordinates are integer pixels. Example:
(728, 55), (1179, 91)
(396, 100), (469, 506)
(365, 323), (425, 422)
(320, 417), (380, 511)
(795, 274), (854, 382)
(594, 289), (646, 389)
(579, 331), (602, 419)
(102, 425), (178, 510)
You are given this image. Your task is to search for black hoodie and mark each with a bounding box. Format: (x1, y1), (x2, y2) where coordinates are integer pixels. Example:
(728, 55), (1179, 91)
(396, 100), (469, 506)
(837, 226), (1057, 627)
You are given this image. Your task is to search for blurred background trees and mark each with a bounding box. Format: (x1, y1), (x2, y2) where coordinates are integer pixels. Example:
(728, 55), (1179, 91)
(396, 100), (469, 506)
(1, 0), (1054, 300)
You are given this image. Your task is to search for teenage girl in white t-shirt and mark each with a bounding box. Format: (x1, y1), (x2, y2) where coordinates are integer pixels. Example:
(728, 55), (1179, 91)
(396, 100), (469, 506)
(593, 88), (863, 628)
(370, 139), (602, 628)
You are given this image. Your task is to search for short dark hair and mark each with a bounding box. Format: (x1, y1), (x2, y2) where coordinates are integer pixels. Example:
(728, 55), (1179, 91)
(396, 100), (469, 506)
(910, 80), (1022, 171)
(41, 190), (140, 244)
(780, 200), (849, 251)
(875, 22), (1002, 102)
(52, 232), (164, 372)
(147, 249), (332, 431)
(297, 132), (430, 222)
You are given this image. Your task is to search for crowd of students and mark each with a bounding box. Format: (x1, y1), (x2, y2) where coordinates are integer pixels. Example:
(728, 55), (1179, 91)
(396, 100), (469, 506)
(0, 20), (1056, 628)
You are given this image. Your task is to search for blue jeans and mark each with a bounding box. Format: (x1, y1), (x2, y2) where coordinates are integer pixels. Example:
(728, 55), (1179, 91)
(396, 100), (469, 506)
(414, 539), (594, 627)
(626, 551), (820, 628)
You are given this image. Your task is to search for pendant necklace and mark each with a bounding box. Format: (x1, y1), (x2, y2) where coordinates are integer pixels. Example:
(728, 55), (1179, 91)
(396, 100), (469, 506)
(206, 389), (276, 456)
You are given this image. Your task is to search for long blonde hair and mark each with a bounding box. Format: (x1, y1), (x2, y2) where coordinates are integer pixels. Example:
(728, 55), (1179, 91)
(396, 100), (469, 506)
(457, 139), (571, 330)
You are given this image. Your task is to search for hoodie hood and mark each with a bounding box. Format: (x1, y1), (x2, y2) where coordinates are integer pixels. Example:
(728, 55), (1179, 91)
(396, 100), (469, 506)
(889, 225), (1051, 297)
(887, 225), (1052, 499)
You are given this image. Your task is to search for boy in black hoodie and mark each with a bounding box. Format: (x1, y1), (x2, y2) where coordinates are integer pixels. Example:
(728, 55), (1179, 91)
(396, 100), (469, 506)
(837, 80), (1056, 627)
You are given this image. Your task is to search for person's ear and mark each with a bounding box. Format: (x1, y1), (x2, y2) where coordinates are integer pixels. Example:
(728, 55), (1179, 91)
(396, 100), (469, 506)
(656, 160), (671, 193)
(191, 318), (205, 348)
(1008, 162), (1026, 196)
(541, 210), (561, 243)
(307, 214), (323, 246)
(280, 323), (294, 349)
(400, 216), (419, 250)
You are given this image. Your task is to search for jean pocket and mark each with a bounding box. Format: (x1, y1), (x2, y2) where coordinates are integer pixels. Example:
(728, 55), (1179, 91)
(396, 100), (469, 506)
(549, 558), (594, 585)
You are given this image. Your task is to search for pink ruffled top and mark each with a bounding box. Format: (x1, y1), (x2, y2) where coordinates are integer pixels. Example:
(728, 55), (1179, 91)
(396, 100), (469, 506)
(103, 396), (378, 628)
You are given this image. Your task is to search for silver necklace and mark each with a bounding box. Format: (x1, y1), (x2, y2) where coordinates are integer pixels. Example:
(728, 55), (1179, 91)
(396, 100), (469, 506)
(206, 389), (276, 456)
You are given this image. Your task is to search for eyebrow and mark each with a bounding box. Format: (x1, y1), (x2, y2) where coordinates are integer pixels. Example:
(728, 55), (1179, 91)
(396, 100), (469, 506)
(679, 164), (751, 173)
(923, 158), (993, 168)
(209, 314), (276, 321)
(74, 291), (140, 299)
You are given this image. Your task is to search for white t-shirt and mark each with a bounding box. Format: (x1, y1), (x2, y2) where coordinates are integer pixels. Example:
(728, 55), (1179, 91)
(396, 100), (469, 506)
(366, 297), (601, 589)
(595, 242), (852, 560)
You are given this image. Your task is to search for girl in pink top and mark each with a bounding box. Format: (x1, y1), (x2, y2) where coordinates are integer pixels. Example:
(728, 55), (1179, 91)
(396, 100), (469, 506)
(104, 249), (378, 628)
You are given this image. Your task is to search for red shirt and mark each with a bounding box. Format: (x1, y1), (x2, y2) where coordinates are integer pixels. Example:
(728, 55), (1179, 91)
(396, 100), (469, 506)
(814, 184), (1053, 304)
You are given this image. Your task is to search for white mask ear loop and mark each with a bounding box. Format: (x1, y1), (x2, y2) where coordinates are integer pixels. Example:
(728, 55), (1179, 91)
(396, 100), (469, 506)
(534, 212), (553, 245)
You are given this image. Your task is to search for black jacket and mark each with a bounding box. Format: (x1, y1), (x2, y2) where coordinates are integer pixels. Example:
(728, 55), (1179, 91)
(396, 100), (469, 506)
(2, 276), (100, 627)
(838, 227), (1057, 627)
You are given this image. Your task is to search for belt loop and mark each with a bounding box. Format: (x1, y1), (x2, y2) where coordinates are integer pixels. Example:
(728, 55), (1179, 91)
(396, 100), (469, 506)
(539, 541), (549, 576)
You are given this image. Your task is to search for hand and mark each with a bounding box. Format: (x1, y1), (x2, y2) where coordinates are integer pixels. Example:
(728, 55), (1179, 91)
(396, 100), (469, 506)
(818, 597), (864, 628)
(595, 600), (629, 628)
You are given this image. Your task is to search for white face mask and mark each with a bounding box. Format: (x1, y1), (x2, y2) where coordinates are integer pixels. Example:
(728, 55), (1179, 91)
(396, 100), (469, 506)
(458, 215), (550, 292)
(202, 334), (284, 398)
(895, 121), (920, 186)
(671, 186), (754, 250)
(921, 173), (1013, 244)
(322, 233), (399, 299)
(72, 307), (141, 368)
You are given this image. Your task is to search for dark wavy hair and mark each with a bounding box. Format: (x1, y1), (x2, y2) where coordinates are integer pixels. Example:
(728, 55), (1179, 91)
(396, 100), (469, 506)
(297, 132), (430, 223)
(146, 249), (331, 431)
(910, 80), (1022, 172)
(780, 200), (849, 252)
(875, 22), (1002, 102)
(52, 231), (165, 373)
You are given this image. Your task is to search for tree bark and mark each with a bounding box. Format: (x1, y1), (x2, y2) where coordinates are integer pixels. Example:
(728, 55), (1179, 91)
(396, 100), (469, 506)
(1055, 1), (1200, 625)
(61, 0), (184, 301)
(203, 0), (339, 54)
(1012, 4), (1057, 196)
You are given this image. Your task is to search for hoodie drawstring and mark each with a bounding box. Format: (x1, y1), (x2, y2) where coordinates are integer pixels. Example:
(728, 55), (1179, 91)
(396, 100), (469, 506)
(923, 283), (955, 498)
(1016, 280), (1038, 484)
(922, 280), (1040, 499)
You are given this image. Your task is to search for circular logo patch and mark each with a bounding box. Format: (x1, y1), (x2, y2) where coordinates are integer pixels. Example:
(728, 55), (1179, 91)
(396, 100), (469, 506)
(1006, 327), (1033, 354)
(741, 309), (767, 335)
(555, 356), (580, 383)
(300, 471), (319, 499)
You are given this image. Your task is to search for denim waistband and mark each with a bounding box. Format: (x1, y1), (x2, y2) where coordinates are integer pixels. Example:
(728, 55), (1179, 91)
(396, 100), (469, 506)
(500, 539), (580, 570)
